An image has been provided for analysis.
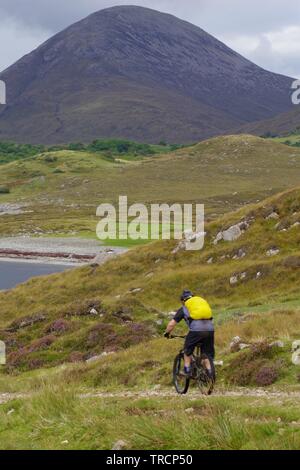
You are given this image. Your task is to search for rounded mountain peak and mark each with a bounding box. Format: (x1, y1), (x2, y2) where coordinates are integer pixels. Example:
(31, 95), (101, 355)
(0, 6), (293, 145)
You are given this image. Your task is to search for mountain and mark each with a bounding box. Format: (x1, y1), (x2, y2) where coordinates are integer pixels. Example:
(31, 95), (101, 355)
(237, 106), (300, 138)
(0, 6), (294, 145)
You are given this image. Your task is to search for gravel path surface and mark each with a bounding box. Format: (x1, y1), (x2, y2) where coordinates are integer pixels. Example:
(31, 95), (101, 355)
(79, 388), (300, 400)
(1, 388), (300, 405)
(0, 393), (27, 404)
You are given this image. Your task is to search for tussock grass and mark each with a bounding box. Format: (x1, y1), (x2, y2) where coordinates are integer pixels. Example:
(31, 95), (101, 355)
(217, 309), (300, 349)
(0, 387), (300, 450)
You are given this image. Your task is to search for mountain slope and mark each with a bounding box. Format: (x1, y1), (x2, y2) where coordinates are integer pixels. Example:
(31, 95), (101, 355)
(238, 106), (300, 137)
(0, 6), (294, 144)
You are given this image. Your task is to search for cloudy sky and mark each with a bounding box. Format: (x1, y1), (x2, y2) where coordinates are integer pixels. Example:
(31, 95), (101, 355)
(0, 0), (300, 77)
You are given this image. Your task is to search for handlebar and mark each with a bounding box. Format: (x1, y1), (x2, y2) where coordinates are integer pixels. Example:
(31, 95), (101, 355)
(169, 334), (187, 339)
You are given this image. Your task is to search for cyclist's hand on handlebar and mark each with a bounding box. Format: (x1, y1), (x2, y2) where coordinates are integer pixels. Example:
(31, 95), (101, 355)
(164, 331), (170, 339)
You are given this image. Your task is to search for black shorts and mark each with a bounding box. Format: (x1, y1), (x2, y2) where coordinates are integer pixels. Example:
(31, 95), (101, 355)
(184, 331), (215, 358)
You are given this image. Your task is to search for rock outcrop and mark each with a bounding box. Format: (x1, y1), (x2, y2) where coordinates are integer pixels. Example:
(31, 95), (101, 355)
(214, 221), (250, 245)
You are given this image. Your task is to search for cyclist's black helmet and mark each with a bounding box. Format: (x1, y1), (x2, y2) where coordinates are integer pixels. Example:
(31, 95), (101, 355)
(180, 290), (193, 302)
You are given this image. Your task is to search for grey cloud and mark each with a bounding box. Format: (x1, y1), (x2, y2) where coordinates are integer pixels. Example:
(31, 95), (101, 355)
(0, 18), (50, 71)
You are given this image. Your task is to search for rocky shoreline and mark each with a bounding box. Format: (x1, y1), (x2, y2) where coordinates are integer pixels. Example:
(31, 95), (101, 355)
(0, 237), (127, 266)
(0, 249), (93, 264)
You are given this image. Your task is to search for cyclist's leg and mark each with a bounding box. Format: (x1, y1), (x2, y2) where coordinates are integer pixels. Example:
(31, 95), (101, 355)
(184, 332), (201, 372)
(200, 331), (215, 372)
(184, 354), (192, 367)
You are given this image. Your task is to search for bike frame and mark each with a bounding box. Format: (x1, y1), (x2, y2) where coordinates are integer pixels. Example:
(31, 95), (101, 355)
(171, 334), (215, 395)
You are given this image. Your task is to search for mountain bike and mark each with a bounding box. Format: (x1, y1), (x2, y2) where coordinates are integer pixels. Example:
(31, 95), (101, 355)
(171, 335), (215, 395)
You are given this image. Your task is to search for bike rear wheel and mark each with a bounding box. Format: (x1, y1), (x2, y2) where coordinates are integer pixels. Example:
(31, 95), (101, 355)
(196, 355), (215, 395)
(173, 353), (190, 395)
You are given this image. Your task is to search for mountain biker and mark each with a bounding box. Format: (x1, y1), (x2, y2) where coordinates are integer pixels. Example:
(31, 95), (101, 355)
(164, 290), (215, 377)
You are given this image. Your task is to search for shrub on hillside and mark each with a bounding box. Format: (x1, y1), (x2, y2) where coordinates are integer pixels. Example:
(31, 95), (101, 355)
(27, 335), (56, 353)
(283, 256), (300, 269)
(8, 335), (56, 367)
(0, 186), (10, 194)
(6, 312), (47, 332)
(87, 323), (116, 349)
(86, 322), (153, 355)
(87, 139), (155, 156)
(248, 341), (273, 359)
(226, 341), (278, 386)
(65, 299), (103, 317)
(255, 366), (278, 386)
(68, 351), (85, 363)
(227, 359), (265, 386)
(68, 142), (85, 151)
(44, 155), (57, 163)
(0, 141), (44, 164)
(45, 319), (71, 335)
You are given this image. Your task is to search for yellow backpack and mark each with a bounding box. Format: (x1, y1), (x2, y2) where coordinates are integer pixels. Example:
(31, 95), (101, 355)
(184, 296), (212, 320)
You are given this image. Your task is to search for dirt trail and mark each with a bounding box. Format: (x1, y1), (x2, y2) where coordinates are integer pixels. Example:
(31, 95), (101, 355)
(0, 393), (27, 404)
(1, 388), (300, 405)
(79, 388), (300, 400)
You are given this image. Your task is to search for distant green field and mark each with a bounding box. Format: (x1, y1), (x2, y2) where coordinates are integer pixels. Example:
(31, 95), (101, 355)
(271, 133), (300, 146)
(0, 138), (183, 166)
(0, 134), (299, 241)
(100, 221), (185, 247)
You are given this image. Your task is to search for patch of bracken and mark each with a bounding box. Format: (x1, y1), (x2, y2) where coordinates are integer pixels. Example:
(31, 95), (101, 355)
(45, 319), (71, 334)
(87, 323), (115, 349)
(8, 335), (56, 367)
(282, 256), (300, 269)
(5, 313), (47, 332)
(226, 341), (278, 386)
(86, 322), (153, 354)
(255, 366), (278, 386)
(68, 351), (85, 363)
(27, 335), (56, 353)
(227, 360), (264, 386)
(66, 299), (104, 317)
(112, 307), (134, 322)
(26, 358), (45, 370)
(248, 341), (273, 360)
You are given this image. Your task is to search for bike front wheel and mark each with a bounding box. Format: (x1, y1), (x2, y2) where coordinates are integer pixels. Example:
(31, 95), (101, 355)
(173, 352), (190, 395)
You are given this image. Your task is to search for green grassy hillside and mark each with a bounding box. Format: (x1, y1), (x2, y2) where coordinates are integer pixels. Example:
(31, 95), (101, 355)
(1, 380), (300, 450)
(0, 187), (299, 449)
(0, 135), (299, 240)
(0, 186), (299, 372)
